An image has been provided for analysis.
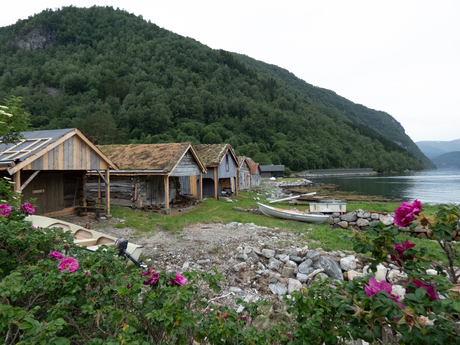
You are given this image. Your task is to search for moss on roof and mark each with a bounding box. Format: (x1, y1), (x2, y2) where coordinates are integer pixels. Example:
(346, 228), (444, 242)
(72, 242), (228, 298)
(194, 144), (232, 166)
(99, 143), (191, 171)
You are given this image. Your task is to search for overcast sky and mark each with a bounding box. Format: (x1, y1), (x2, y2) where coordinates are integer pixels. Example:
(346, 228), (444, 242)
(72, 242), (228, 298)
(1, 0), (459, 143)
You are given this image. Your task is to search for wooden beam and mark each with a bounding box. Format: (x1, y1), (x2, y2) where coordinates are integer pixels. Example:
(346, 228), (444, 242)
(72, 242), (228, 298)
(134, 179), (138, 201)
(82, 173), (87, 207)
(213, 168), (218, 201)
(164, 175), (170, 209)
(13, 171), (20, 193)
(97, 170), (110, 185)
(98, 176), (101, 204)
(199, 173), (203, 200)
(105, 169), (110, 215)
(18, 170), (40, 193)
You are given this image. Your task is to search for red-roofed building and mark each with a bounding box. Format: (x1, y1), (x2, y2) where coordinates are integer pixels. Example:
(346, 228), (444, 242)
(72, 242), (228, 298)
(247, 157), (261, 187)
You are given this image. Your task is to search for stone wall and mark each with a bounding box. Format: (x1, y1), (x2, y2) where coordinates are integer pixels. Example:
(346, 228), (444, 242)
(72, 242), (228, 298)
(327, 209), (449, 240)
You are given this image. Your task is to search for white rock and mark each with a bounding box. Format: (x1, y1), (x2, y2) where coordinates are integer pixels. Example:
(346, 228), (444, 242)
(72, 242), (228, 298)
(262, 249), (276, 258)
(426, 269), (438, 275)
(347, 270), (363, 281)
(379, 214), (394, 226)
(391, 285), (406, 301)
(286, 260), (298, 268)
(340, 256), (357, 271)
(288, 278), (303, 295)
(387, 270), (408, 285)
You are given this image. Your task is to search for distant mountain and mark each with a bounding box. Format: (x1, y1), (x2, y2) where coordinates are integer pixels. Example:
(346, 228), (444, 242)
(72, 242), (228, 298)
(431, 151), (460, 170)
(0, 6), (433, 172)
(416, 139), (460, 159)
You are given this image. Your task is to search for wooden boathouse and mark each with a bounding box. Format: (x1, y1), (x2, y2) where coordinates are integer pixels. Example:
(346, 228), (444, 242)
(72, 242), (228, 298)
(247, 157), (261, 187)
(237, 156), (252, 191)
(194, 144), (238, 200)
(0, 128), (116, 216)
(89, 143), (206, 214)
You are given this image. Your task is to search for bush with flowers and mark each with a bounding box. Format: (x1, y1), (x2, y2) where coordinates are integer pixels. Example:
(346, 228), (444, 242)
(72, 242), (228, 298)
(1, 169), (460, 345)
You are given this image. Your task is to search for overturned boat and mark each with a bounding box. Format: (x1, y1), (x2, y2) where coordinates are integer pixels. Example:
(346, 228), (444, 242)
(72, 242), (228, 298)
(26, 215), (144, 266)
(257, 203), (328, 224)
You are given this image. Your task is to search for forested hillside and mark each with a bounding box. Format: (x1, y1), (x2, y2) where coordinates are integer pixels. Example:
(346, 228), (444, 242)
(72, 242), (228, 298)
(0, 6), (431, 172)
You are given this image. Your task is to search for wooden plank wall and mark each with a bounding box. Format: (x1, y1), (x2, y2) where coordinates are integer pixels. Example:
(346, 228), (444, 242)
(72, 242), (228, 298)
(25, 136), (108, 171)
(170, 151), (201, 176)
(87, 175), (178, 207)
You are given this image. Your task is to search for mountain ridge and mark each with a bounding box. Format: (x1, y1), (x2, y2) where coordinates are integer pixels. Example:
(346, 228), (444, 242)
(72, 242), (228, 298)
(0, 6), (433, 172)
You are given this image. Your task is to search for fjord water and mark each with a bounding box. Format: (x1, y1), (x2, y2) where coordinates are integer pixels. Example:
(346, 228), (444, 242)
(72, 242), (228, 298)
(311, 170), (460, 205)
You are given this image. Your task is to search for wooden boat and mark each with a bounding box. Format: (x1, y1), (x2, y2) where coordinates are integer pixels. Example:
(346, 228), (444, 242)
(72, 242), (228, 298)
(25, 215), (143, 261)
(257, 202), (329, 224)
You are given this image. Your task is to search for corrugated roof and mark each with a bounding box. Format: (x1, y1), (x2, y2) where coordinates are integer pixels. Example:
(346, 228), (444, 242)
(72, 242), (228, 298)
(99, 143), (193, 172)
(259, 165), (285, 172)
(0, 128), (75, 164)
(195, 144), (236, 166)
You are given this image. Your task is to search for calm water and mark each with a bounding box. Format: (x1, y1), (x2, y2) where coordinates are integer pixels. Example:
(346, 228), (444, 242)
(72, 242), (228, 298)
(311, 170), (460, 205)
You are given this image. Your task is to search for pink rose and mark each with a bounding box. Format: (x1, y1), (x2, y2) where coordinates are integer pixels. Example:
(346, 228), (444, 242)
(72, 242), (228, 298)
(391, 239), (416, 263)
(170, 271), (187, 286)
(58, 257), (79, 273)
(0, 204), (12, 217)
(394, 200), (422, 227)
(141, 268), (159, 285)
(406, 280), (438, 301)
(49, 251), (63, 260)
(365, 277), (405, 309)
(22, 203), (35, 215)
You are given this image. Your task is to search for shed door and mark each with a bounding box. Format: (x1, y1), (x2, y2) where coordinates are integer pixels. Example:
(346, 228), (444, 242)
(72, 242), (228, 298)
(22, 173), (64, 215)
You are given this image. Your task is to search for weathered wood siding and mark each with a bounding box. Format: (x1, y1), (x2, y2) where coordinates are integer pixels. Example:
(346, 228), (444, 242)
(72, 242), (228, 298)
(238, 161), (251, 190)
(87, 175), (178, 207)
(171, 152), (201, 176)
(24, 136), (108, 171)
(217, 151), (237, 179)
(251, 171), (261, 187)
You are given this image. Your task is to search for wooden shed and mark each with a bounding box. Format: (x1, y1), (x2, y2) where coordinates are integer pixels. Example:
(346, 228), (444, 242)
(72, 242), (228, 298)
(194, 144), (238, 200)
(0, 128), (116, 216)
(237, 156), (252, 191)
(260, 165), (285, 178)
(247, 157), (261, 187)
(89, 143), (206, 214)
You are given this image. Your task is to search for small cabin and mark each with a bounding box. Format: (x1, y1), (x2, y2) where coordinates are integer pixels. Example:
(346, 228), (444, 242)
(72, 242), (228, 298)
(0, 128), (116, 216)
(260, 165), (285, 178)
(237, 156), (252, 191)
(247, 157), (261, 187)
(194, 144), (238, 200)
(88, 143), (206, 214)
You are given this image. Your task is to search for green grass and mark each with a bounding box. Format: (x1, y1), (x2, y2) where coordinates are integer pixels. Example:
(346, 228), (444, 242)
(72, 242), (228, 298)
(109, 190), (450, 258)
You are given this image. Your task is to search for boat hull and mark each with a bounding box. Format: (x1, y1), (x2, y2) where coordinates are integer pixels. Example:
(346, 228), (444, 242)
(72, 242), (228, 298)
(26, 215), (143, 260)
(257, 203), (328, 224)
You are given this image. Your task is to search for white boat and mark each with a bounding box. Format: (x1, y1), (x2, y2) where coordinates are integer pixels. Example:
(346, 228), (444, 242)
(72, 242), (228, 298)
(26, 215), (143, 261)
(257, 202), (329, 224)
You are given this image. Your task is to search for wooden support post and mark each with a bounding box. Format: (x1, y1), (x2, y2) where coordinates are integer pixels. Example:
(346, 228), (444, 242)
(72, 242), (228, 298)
(98, 176), (101, 204)
(235, 167), (238, 196)
(213, 168), (218, 201)
(164, 175), (170, 209)
(18, 170), (40, 193)
(105, 169), (110, 215)
(199, 173), (203, 200)
(13, 171), (20, 193)
(82, 173), (87, 207)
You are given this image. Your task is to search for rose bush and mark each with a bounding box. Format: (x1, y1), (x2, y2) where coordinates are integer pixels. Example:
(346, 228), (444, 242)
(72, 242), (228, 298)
(1, 172), (459, 345)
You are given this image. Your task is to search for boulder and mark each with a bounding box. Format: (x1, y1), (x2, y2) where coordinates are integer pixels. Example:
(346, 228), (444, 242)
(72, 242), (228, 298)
(288, 279), (303, 294)
(290, 255), (304, 263)
(340, 256), (357, 271)
(262, 249), (275, 258)
(338, 221), (349, 229)
(285, 260), (298, 268)
(269, 283), (287, 296)
(282, 267), (295, 278)
(313, 256), (344, 281)
(298, 259), (313, 274)
(306, 251), (321, 261)
(341, 212), (358, 222)
(296, 273), (308, 283)
(356, 218), (369, 227)
(379, 214), (394, 226)
(268, 257), (281, 271)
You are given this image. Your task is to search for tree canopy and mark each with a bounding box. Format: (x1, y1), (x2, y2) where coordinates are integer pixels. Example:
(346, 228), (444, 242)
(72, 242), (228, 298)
(0, 6), (432, 172)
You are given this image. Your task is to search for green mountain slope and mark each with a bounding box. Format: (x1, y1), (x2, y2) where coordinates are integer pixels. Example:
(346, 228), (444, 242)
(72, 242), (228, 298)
(233, 54), (435, 169)
(0, 6), (429, 172)
(431, 151), (460, 169)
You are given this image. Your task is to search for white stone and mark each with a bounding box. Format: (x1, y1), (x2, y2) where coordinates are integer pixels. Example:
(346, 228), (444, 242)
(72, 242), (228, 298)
(379, 214), (394, 226)
(426, 269), (438, 275)
(347, 270), (363, 281)
(356, 218), (369, 227)
(286, 260), (298, 268)
(340, 256), (357, 271)
(262, 249), (276, 258)
(391, 285), (406, 301)
(288, 278), (303, 295)
(387, 270), (408, 285)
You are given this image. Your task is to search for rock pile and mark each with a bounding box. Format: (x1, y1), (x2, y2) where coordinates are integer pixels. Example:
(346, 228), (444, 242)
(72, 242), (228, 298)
(327, 209), (394, 230)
